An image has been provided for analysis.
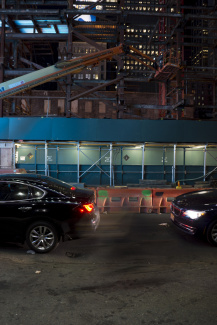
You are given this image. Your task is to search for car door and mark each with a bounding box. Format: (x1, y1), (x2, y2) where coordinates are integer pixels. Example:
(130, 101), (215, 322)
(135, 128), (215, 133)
(0, 181), (32, 239)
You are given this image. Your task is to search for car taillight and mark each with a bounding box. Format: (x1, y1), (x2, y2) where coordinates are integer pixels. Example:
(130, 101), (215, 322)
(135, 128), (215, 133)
(79, 203), (94, 213)
(71, 186), (76, 190)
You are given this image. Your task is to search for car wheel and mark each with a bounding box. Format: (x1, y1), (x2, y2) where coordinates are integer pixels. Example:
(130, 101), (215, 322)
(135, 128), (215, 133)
(206, 220), (217, 246)
(26, 221), (59, 253)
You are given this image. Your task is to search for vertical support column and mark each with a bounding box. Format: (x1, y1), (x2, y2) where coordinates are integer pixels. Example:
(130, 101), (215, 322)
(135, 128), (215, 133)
(183, 147), (186, 183)
(0, 0), (6, 117)
(77, 142), (80, 183)
(66, 0), (74, 117)
(99, 146), (102, 185)
(163, 147), (166, 179)
(172, 144), (177, 183)
(45, 141), (48, 176)
(35, 145), (37, 174)
(13, 141), (16, 169)
(121, 146), (123, 185)
(176, 0), (184, 120)
(158, 0), (166, 107)
(56, 145), (59, 179)
(203, 144), (207, 182)
(117, 0), (125, 119)
(110, 143), (113, 186)
(11, 41), (18, 114)
(141, 144), (145, 180)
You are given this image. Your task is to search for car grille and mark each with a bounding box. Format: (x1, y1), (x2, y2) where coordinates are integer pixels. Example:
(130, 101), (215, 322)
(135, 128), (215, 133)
(171, 203), (181, 216)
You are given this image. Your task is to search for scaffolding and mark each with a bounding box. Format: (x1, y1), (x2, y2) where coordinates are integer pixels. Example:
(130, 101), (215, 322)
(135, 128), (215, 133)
(0, 0), (217, 120)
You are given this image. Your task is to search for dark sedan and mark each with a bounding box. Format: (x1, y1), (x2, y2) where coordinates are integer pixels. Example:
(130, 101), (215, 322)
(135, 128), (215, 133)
(0, 174), (100, 253)
(170, 189), (217, 245)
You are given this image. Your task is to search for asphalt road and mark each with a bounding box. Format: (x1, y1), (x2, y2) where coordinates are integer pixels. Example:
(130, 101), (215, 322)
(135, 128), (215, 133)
(1, 213), (217, 325)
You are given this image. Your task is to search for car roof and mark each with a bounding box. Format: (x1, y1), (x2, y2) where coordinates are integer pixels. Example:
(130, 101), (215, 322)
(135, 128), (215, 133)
(0, 173), (53, 184)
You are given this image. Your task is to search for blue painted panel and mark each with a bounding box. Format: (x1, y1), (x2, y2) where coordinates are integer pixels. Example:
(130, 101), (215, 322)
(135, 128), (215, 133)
(9, 117), (52, 140)
(175, 166), (185, 182)
(144, 165), (164, 180)
(206, 166), (217, 181)
(79, 165), (101, 185)
(0, 118), (9, 139)
(121, 165), (142, 186)
(16, 163), (36, 172)
(0, 117), (217, 143)
(57, 173), (77, 183)
(183, 166), (204, 185)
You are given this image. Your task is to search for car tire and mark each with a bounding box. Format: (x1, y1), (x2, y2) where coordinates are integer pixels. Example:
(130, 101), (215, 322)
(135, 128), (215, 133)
(26, 221), (59, 253)
(206, 220), (217, 246)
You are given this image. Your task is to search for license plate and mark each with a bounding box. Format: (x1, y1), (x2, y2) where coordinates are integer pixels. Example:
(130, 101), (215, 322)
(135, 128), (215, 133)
(170, 213), (174, 221)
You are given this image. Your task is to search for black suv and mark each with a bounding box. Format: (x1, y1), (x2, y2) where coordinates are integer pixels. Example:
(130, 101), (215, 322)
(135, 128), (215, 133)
(0, 174), (100, 253)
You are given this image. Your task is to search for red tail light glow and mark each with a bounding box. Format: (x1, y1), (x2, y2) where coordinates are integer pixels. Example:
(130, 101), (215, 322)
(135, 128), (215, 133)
(71, 186), (76, 190)
(84, 204), (94, 212)
(79, 203), (94, 213)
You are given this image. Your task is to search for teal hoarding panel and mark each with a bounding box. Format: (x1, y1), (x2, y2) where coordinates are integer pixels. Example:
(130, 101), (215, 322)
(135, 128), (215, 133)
(164, 148), (174, 166)
(176, 148), (184, 165)
(79, 147), (100, 165)
(144, 148), (163, 165)
(0, 118), (9, 139)
(38, 119), (217, 143)
(37, 148), (57, 165)
(17, 146), (36, 164)
(58, 148), (77, 164)
(207, 149), (217, 166)
(0, 117), (217, 143)
(9, 117), (52, 140)
(185, 148), (204, 166)
(122, 148), (142, 165)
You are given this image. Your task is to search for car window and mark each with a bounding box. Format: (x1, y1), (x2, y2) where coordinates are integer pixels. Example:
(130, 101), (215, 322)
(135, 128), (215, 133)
(0, 182), (29, 201)
(40, 178), (72, 196)
(0, 182), (11, 200)
(30, 186), (44, 199)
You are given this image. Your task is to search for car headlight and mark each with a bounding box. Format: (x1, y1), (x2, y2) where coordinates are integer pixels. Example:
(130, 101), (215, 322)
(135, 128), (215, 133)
(183, 210), (206, 220)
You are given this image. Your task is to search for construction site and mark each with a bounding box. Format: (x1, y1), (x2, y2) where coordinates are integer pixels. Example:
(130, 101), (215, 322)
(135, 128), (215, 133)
(0, 0), (215, 120)
(0, 0), (217, 189)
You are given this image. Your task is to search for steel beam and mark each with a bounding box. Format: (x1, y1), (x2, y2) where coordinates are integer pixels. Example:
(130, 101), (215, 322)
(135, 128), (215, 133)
(68, 76), (123, 102)
(5, 1), (67, 5)
(5, 69), (35, 76)
(5, 34), (68, 40)
(19, 57), (43, 70)
(186, 14), (217, 20)
(132, 104), (173, 110)
(0, 9), (60, 15)
(71, 29), (106, 51)
(0, 0), (6, 117)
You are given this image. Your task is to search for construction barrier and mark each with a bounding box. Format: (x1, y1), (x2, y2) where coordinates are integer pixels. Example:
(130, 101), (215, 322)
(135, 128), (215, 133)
(96, 188), (153, 213)
(151, 188), (203, 214)
(0, 169), (27, 174)
(95, 187), (206, 214)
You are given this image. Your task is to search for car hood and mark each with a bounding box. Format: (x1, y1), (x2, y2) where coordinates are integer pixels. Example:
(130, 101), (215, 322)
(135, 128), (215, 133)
(173, 189), (217, 209)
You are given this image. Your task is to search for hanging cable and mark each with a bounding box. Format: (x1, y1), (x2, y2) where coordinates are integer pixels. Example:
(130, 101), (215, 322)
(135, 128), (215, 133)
(176, 166), (217, 184)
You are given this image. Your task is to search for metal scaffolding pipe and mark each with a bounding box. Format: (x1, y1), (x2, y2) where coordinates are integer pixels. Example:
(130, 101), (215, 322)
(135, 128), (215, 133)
(0, 9), (60, 15)
(5, 34), (68, 40)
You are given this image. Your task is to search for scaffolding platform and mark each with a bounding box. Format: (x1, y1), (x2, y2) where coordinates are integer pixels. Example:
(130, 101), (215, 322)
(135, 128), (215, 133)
(154, 62), (180, 81)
